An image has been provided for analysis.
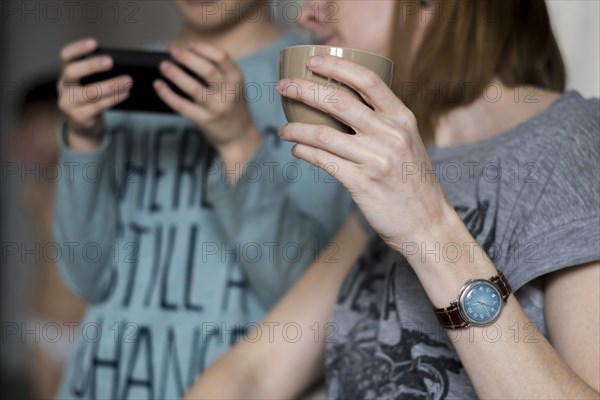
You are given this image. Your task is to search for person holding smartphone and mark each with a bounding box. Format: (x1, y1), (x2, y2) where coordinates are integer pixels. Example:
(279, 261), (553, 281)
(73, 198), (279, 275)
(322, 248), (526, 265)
(186, 1), (599, 399)
(52, 1), (355, 399)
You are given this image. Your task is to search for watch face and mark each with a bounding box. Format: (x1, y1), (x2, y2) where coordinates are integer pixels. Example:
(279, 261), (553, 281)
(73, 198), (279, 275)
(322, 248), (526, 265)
(459, 280), (502, 326)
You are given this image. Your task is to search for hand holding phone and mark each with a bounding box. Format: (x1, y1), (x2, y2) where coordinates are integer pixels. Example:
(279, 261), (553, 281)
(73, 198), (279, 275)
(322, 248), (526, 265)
(153, 42), (261, 159)
(57, 38), (132, 151)
(80, 47), (196, 114)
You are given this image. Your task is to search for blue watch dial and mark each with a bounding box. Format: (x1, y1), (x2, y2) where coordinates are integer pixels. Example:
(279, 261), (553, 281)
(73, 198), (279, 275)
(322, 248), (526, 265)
(460, 280), (502, 325)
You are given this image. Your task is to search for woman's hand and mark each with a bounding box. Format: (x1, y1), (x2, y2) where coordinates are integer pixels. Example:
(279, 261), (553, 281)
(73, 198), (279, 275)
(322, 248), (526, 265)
(58, 38), (133, 152)
(277, 55), (456, 253)
(154, 42), (260, 165)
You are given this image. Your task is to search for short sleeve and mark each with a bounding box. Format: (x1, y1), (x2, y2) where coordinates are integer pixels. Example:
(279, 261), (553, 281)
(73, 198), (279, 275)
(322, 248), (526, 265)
(504, 110), (600, 291)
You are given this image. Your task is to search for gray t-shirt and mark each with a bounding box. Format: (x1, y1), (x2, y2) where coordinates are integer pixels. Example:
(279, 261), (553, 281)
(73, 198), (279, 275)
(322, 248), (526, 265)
(326, 91), (600, 399)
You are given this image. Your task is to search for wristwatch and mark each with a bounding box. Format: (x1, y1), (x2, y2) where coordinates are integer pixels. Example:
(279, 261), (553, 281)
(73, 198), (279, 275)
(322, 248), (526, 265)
(433, 270), (512, 329)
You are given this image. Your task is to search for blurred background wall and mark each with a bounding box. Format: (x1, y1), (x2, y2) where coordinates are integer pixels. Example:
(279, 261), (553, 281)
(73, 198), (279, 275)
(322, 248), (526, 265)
(1, 1), (182, 394)
(547, 0), (600, 98)
(1, 0), (598, 398)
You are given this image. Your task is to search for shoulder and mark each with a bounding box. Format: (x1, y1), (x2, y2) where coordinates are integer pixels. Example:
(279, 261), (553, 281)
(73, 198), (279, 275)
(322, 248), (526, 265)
(526, 91), (599, 154)
(498, 93), (599, 290)
(508, 91), (599, 190)
(507, 91), (599, 248)
(552, 90), (599, 124)
(540, 92), (598, 182)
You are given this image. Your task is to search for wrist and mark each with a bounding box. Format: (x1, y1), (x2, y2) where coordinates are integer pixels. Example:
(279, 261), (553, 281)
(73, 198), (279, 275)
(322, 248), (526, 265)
(399, 204), (499, 307)
(215, 125), (261, 176)
(65, 124), (104, 153)
(391, 201), (464, 261)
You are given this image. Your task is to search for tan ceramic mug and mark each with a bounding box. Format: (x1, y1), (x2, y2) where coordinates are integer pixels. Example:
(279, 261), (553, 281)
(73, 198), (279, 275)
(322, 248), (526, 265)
(279, 45), (394, 134)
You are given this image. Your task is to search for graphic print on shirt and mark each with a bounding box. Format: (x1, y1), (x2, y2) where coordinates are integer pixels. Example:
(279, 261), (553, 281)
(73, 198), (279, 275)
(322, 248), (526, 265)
(64, 124), (253, 400)
(328, 241), (462, 399)
(453, 170), (501, 261)
(328, 174), (503, 399)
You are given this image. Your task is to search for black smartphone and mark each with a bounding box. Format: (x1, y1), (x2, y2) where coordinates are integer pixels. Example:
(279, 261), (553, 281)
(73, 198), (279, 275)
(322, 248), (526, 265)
(80, 47), (198, 114)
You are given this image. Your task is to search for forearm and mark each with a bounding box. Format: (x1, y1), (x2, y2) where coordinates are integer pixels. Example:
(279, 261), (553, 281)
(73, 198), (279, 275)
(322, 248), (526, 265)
(451, 299), (598, 399)
(185, 319), (325, 400)
(184, 215), (367, 399)
(207, 140), (352, 307)
(53, 119), (118, 302)
(214, 124), (261, 186)
(184, 346), (260, 400)
(210, 192), (327, 306)
(407, 207), (599, 399)
(65, 123), (105, 153)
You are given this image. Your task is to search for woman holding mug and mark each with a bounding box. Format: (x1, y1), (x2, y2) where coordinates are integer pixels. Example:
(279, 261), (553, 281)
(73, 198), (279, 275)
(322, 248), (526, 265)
(186, 1), (599, 398)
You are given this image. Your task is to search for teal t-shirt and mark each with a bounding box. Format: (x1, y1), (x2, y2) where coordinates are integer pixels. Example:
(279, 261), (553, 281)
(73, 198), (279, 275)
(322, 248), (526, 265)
(53, 33), (353, 399)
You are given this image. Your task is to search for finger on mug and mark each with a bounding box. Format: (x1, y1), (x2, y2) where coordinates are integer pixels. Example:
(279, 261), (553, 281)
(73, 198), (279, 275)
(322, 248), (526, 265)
(60, 38), (97, 63)
(153, 79), (210, 123)
(171, 47), (225, 84)
(61, 75), (132, 107)
(159, 60), (206, 102)
(277, 78), (379, 133)
(279, 123), (367, 164)
(61, 55), (113, 82)
(291, 143), (352, 184)
(306, 55), (404, 114)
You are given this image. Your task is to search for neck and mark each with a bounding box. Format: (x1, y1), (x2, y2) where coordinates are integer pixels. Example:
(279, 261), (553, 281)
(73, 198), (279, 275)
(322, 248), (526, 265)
(171, 18), (282, 59)
(433, 81), (562, 147)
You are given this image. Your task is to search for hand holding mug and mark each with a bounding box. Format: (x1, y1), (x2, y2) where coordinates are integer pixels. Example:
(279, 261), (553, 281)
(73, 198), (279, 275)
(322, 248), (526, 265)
(277, 54), (456, 253)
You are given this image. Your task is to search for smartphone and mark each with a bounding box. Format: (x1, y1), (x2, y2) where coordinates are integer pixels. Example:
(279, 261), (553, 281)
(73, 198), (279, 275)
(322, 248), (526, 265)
(80, 47), (198, 114)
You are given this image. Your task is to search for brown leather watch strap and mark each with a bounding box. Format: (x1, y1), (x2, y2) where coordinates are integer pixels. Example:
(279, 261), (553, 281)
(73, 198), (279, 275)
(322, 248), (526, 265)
(433, 270), (512, 329)
(490, 270), (512, 301)
(433, 303), (469, 329)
